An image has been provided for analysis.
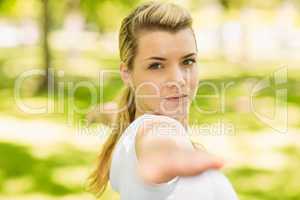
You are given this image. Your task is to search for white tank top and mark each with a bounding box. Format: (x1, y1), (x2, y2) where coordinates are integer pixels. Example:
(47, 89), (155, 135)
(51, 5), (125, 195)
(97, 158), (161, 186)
(109, 113), (239, 200)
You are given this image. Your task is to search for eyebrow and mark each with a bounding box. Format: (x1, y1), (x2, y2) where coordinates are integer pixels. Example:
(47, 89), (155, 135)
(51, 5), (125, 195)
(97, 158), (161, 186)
(145, 52), (196, 61)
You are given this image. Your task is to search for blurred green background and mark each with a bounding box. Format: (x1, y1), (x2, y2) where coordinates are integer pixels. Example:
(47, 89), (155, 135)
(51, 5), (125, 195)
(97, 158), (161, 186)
(0, 0), (300, 199)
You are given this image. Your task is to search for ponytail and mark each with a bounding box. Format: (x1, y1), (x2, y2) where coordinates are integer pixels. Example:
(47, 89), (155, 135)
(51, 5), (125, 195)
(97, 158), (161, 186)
(87, 86), (135, 198)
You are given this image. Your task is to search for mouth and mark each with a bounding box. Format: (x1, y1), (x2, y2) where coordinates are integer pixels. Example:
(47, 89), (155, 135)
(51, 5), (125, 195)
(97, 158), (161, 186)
(164, 94), (188, 101)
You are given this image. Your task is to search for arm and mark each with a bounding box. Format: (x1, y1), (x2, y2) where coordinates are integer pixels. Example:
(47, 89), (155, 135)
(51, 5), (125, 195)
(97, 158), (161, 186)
(135, 116), (224, 185)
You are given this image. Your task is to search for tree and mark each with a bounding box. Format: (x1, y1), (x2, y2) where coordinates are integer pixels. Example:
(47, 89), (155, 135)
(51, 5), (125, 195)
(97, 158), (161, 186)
(39, 0), (52, 91)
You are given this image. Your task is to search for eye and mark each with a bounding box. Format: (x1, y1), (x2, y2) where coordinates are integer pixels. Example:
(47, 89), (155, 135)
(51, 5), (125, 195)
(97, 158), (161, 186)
(148, 63), (163, 70)
(183, 58), (196, 66)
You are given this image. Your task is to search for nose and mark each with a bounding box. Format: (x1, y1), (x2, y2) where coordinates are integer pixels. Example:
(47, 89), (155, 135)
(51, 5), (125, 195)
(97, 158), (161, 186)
(166, 65), (186, 88)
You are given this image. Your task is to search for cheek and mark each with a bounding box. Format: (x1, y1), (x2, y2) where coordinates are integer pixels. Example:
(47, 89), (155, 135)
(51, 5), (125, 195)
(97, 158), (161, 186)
(132, 70), (162, 96)
(133, 79), (161, 96)
(188, 68), (199, 97)
(132, 78), (162, 112)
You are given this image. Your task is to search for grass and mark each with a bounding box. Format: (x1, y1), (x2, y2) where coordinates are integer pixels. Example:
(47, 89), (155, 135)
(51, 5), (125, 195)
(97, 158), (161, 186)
(227, 145), (300, 200)
(0, 142), (89, 196)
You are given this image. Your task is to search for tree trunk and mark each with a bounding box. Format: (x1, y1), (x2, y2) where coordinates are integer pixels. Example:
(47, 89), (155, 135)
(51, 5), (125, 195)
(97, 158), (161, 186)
(39, 0), (51, 92)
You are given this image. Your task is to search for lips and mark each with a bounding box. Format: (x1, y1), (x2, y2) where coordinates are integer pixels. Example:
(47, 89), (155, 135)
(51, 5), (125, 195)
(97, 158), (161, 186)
(164, 94), (188, 100)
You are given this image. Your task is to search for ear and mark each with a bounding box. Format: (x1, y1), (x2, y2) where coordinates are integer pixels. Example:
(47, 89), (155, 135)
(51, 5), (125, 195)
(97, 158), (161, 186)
(120, 62), (132, 87)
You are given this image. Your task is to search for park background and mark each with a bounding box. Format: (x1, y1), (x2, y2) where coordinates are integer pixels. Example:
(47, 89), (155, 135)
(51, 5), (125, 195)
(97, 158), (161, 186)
(0, 0), (300, 199)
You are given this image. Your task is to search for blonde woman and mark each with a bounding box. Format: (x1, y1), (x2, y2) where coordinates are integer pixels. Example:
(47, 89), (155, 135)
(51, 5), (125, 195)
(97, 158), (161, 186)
(88, 1), (239, 200)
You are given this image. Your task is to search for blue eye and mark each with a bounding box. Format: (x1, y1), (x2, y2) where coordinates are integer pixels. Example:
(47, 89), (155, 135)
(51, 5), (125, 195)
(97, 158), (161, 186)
(183, 58), (196, 65)
(148, 63), (163, 70)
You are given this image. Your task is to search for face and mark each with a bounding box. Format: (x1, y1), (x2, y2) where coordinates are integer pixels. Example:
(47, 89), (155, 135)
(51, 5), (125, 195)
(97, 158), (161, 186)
(120, 28), (199, 123)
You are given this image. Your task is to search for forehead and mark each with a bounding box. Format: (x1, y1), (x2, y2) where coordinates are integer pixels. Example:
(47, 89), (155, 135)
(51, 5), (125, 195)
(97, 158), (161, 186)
(136, 28), (197, 57)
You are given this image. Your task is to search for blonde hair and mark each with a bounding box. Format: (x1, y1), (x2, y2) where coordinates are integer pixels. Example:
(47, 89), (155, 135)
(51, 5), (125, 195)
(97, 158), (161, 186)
(87, 1), (195, 198)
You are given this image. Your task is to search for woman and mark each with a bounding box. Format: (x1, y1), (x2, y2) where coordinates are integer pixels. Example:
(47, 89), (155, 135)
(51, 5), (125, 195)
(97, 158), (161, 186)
(88, 1), (239, 200)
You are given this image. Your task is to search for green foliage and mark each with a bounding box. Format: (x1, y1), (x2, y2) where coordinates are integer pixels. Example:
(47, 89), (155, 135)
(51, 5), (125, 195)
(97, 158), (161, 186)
(0, 0), (39, 19)
(79, 0), (141, 32)
(0, 0), (17, 16)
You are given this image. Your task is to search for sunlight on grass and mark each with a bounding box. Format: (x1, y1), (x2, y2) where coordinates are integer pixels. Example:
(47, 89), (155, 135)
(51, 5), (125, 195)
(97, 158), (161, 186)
(51, 166), (89, 189)
(2, 176), (34, 194)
